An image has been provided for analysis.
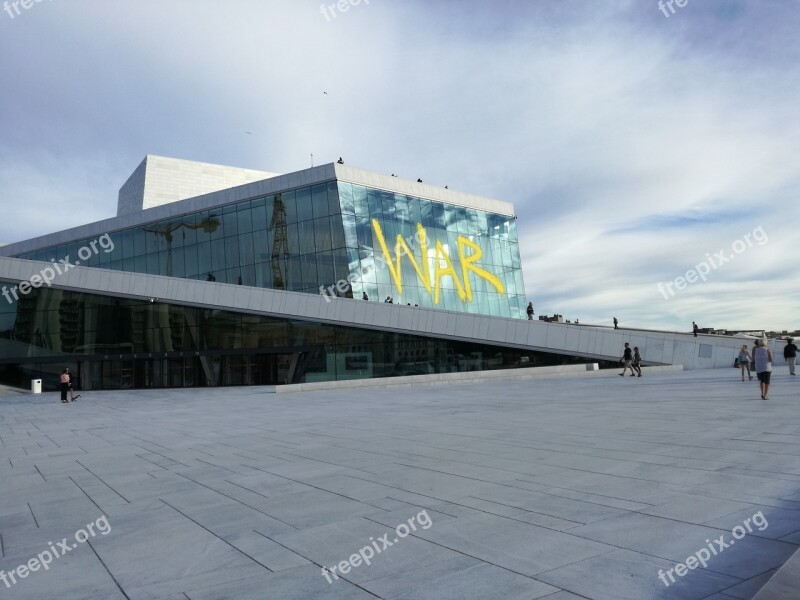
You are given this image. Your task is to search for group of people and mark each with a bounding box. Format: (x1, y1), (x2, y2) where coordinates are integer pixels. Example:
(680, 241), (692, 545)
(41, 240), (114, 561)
(619, 343), (643, 377)
(737, 338), (797, 400)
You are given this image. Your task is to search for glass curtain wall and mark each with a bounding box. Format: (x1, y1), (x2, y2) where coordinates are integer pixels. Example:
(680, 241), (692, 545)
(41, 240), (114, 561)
(16, 181), (350, 296)
(338, 183), (525, 318)
(14, 180), (525, 318)
(0, 285), (566, 391)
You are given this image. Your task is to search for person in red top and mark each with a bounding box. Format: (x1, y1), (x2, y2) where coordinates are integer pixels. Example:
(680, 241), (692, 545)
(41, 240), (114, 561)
(59, 368), (80, 403)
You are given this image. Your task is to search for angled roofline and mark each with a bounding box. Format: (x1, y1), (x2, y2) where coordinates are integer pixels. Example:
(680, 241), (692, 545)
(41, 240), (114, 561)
(1, 162), (515, 257)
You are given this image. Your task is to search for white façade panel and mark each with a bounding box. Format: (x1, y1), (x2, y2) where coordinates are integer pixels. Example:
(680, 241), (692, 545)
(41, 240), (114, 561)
(661, 339), (675, 365)
(564, 325), (580, 351)
(525, 321), (549, 348)
(644, 336), (665, 364)
(545, 324), (568, 351)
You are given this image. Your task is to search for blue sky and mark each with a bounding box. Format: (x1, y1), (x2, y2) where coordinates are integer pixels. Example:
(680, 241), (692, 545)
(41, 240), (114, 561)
(0, 0), (797, 331)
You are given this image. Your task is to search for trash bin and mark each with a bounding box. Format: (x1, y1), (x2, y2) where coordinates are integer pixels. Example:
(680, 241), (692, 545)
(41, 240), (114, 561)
(31, 379), (42, 394)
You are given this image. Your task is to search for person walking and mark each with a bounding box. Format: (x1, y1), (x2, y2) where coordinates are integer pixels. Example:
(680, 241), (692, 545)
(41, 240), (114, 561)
(59, 368), (70, 403)
(526, 302), (534, 320)
(737, 344), (753, 382)
(692, 322), (699, 337)
(613, 317), (619, 330)
(632, 346), (643, 377)
(619, 343), (636, 377)
(60, 368), (80, 402)
(753, 340), (773, 400)
(784, 338), (797, 376)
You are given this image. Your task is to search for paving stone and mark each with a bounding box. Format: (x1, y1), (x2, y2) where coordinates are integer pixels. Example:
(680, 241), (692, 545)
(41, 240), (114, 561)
(1, 369), (798, 599)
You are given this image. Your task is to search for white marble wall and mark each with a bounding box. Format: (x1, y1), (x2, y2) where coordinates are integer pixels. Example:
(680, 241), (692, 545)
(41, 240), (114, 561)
(0, 256), (784, 371)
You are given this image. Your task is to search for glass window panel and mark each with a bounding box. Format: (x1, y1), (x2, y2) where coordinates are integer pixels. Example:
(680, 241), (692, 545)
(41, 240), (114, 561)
(170, 247), (185, 277)
(296, 186), (313, 222)
(146, 252), (160, 274)
(353, 185), (368, 216)
(253, 228), (272, 264)
(441, 205), (456, 230)
(285, 221), (300, 256)
(464, 209), (480, 236)
(476, 210), (489, 236)
(211, 238), (226, 271)
(131, 228), (147, 256)
(143, 228), (158, 254)
(327, 181), (340, 215)
(380, 191), (396, 222)
(300, 254), (318, 290)
(252, 202), (267, 233)
(394, 194), (409, 223)
(298, 220), (316, 254)
(341, 214), (357, 249)
(207, 211), (224, 240)
(330, 213), (347, 250)
(508, 217), (518, 243)
(338, 182), (355, 214)
(420, 199), (435, 229)
(331, 249), (350, 282)
(316, 252), (335, 290)
(240, 264), (255, 286)
(181, 215), (198, 245)
(366, 188), (383, 221)
(225, 236), (240, 266)
(119, 230), (134, 259)
(181, 244), (197, 277)
(432, 202), (446, 229)
(311, 183), (328, 219)
(408, 197), (421, 226)
(314, 217), (333, 252)
(356, 216), (373, 250)
(237, 206), (253, 234)
(453, 207), (468, 234)
(284, 257), (302, 291)
(222, 210), (239, 237)
(273, 191), (295, 225)
(239, 233), (255, 266)
(197, 242), (212, 276)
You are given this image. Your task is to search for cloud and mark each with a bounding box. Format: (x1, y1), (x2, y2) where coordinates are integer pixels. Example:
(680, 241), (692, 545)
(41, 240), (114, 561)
(0, 0), (797, 330)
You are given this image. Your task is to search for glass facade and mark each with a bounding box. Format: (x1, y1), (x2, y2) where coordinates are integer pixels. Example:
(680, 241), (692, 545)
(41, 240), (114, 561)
(14, 180), (525, 318)
(0, 285), (578, 392)
(338, 183), (524, 317)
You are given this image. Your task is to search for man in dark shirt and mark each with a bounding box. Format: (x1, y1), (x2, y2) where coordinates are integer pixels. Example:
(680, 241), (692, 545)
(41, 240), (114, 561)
(619, 343), (636, 377)
(784, 338), (797, 375)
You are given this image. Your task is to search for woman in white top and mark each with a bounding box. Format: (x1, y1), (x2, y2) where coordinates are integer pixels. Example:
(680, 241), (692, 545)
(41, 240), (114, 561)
(737, 344), (752, 382)
(753, 340), (773, 400)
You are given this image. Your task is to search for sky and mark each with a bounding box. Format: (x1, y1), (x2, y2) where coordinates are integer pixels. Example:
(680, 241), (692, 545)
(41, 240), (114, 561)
(0, 0), (798, 332)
